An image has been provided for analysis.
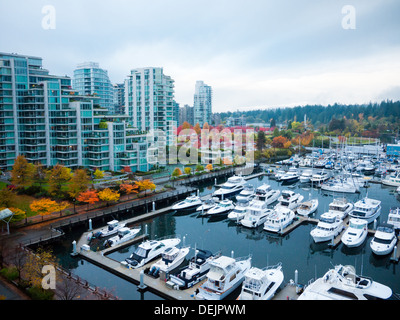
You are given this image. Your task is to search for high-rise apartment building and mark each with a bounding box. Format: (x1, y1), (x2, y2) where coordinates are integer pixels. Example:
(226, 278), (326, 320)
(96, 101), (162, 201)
(179, 104), (194, 126)
(193, 80), (212, 127)
(73, 62), (114, 113)
(125, 67), (176, 146)
(113, 83), (125, 114)
(0, 52), (151, 173)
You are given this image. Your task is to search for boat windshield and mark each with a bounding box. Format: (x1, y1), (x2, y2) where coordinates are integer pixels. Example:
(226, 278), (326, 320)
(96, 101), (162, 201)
(133, 246), (149, 258)
(373, 237), (394, 245)
(221, 185), (235, 190)
(349, 222), (366, 229)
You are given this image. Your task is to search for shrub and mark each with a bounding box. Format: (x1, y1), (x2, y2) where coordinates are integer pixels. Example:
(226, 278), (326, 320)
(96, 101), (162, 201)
(0, 267), (19, 281)
(27, 286), (54, 300)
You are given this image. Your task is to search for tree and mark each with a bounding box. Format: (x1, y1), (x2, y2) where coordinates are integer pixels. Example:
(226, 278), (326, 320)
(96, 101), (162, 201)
(203, 122), (210, 130)
(98, 188), (120, 206)
(206, 164), (213, 171)
(193, 123), (201, 135)
(30, 198), (59, 218)
(77, 189), (99, 210)
(256, 131), (266, 151)
(135, 179), (156, 196)
(68, 169), (90, 199)
(119, 183), (139, 195)
(47, 164), (72, 197)
(271, 136), (289, 149)
(184, 167), (192, 175)
(24, 247), (57, 291)
(0, 188), (16, 208)
(172, 167), (182, 177)
(121, 166), (132, 174)
(11, 155), (35, 188)
(93, 168), (104, 180)
(182, 121), (191, 130)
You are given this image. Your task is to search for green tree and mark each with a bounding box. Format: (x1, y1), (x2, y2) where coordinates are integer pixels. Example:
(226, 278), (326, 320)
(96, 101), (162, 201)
(47, 164), (72, 197)
(68, 169), (90, 199)
(11, 155), (35, 188)
(256, 131), (266, 151)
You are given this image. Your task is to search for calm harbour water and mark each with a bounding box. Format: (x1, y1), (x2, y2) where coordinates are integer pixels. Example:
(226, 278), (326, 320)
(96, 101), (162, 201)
(52, 172), (400, 300)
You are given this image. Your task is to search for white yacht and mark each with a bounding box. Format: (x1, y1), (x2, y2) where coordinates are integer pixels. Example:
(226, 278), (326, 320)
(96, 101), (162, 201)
(321, 177), (360, 193)
(280, 170), (300, 183)
(124, 237), (181, 268)
(297, 198), (319, 216)
(196, 255), (252, 300)
(350, 196), (381, 223)
(310, 170), (330, 186)
(237, 263), (284, 300)
(370, 224), (397, 256)
(397, 186), (400, 194)
(241, 199), (273, 228)
(167, 249), (222, 290)
(213, 175), (247, 199)
(104, 226), (141, 248)
(255, 184), (280, 205)
(382, 171), (400, 187)
(148, 246), (190, 275)
(206, 199), (235, 216)
(97, 220), (126, 238)
(300, 169), (313, 183)
(227, 199), (249, 221)
(236, 185), (255, 202)
(341, 218), (368, 248)
(274, 169), (286, 182)
(275, 190), (304, 211)
(310, 212), (344, 243)
(263, 207), (295, 233)
(388, 207), (400, 230)
(328, 198), (354, 220)
(298, 264), (396, 300)
(196, 197), (219, 213)
(172, 195), (203, 211)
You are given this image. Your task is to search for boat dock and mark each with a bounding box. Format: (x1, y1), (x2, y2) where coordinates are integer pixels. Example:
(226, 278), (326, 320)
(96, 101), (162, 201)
(74, 223), (200, 300)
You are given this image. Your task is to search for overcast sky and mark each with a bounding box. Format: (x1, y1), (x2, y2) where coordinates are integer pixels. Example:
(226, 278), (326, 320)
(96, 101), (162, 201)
(1, 0), (399, 112)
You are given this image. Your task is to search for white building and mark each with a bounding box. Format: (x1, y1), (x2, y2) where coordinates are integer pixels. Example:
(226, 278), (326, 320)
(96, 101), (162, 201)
(194, 81), (212, 127)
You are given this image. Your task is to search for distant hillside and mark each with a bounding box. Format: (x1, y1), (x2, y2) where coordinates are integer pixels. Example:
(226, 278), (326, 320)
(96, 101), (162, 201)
(218, 100), (400, 129)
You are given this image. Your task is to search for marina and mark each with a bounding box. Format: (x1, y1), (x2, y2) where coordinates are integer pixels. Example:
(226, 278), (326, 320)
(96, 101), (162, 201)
(47, 161), (400, 300)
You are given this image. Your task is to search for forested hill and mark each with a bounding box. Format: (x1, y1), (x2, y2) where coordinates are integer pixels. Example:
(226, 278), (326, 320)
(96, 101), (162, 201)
(219, 100), (400, 128)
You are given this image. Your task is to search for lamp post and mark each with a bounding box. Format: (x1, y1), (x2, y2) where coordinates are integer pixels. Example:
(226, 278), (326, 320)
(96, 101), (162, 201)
(73, 198), (76, 214)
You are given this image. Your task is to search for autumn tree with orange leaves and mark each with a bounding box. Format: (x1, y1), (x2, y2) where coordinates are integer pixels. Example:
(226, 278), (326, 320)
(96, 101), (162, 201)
(77, 189), (99, 210)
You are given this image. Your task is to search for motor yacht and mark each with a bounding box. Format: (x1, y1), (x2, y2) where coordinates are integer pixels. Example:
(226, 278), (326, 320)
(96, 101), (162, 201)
(280, 170), (300, 184)
(237, 263), (284, 300)
(254, 184), (280, 205)
(382, 171), (400, 187)
(397, 186), (400, 195)
(310, 212), (344, 243)
(206, 199), (235, 216)
(370, 224), (397, 256)
(104, 226), (141, 248)
(300, 169), (313, 183)
(328, 198), (354, 220)
(387, 207), (400, 230)
(275, 190), (304, 211)
(195, 255), (252, 300)
(341, 218), (368, 248)
(263, 207), (295, 233)
(241, 199), (273, 228)
(227, 199), (249, 221)
(196, 197), (219, 213)
(172, 195), (203, 211)
(274, 169), (286, 182)
(148, 245), (190, 276)
(124, 237), (181, 268)
(349, 196), (381, 223)
(97, 220), (126, 238)
(236, 184), (255, 202)
(310, 170), (330, 186)
(167, 249), (222, 290)
(213, 175), (247, 199)
(297, 198), (319, 216)
(298, 264), (397, 300)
